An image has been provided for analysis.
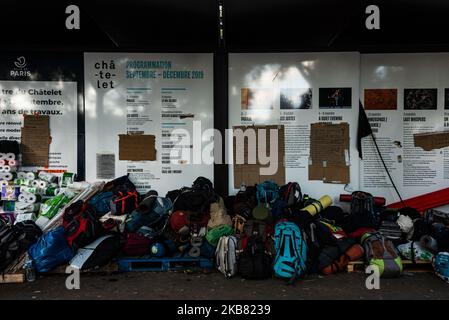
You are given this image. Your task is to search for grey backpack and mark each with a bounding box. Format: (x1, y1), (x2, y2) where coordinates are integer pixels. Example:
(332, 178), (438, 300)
(362, 232), (403, 278)
(215, 235), (238, 278)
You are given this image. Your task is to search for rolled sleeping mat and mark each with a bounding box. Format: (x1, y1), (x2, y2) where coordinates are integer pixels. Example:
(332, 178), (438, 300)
(0, 180), (9, 188)
(5, 153), (15, 161)
(188, 246), (201, 258)
(0, 172), (17, 181)
(17, 172), (27, 179)
(7, 159), (17, 167)
(18, 192), (41, 204)
(15, 213), (37, 223)
(420, 235), (439, 252)
(0, 160), (5, 166)
(55, 188), (64, 196)
(26, 172), (36, 180)
(339, 194), (386, 206)
(68, 181), (90, 190)
(20, 186), (40, 195)
(14, 201), (40, 213)
(0, 153), (6, 160)
(14, 179), (31, 186)
(44, 186), (60, 197)
(301, 195), (333, 216)
(38, 171), (58, 183)
(38, 180), (48, 189)
(31, 180), (39, 188)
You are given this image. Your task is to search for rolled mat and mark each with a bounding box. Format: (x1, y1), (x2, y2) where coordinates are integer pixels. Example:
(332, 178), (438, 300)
(301, 195), (333, 216)
(17, 172), (27, 179)
(44, 186), (59, 196)
(0, 160), (5, 166)
(188, 246), (201, 257)
(420, 235), (438, 252)
(68, 181), (90, 190)
(31, 180), (40, 188)
(8, 159), (17, 167)
(0, 180), (9, 187)
(5, 153), (15, 161)
(20, 186), (39, 195)
(26, 172), (36, 180)
(0, 153), (5, 160)
(38, 180), (48, 189)
(38, 171), (57, 183)
(18, 192), (40, 204)
(14, 179), (31, 186)
(1, 172), (16, 181)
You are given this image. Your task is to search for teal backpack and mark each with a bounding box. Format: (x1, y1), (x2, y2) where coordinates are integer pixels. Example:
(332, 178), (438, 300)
(256, 180), (279, 206)
(273, 221), (307, 282)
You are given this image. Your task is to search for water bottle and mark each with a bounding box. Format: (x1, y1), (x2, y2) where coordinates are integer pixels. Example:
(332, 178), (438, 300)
(24, 257), (36, 282)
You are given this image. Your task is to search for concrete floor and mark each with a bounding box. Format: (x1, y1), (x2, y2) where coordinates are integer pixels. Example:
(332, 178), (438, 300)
(1, 271), (449, 300)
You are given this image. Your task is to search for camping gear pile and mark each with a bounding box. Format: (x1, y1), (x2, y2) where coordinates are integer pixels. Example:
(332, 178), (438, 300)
(2, 163), (449, 285)
(0, 141), (91, 274)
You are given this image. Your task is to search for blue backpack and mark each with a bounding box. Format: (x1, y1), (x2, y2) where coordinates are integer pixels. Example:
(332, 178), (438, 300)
(88, 191), (113, 216)
(28, 227), (74, 273)
(273, 221), (307, 281)
(256, 180), (279, 206)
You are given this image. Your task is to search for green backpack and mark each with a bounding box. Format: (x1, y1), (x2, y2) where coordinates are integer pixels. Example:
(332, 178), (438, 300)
(206, 225), (234, 247)
(361, 232), (403, 278)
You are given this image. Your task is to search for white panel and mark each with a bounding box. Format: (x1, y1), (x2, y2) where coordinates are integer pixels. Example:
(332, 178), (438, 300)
(0, 80), (78, 173)
(84, 53), (214, 196)
(228, 52), (360, 202)
(360, 53), (449, 204)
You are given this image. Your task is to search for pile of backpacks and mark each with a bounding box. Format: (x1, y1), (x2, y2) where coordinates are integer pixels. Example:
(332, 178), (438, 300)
(2, 173), (449, 285)
(216, 184), (449, 283)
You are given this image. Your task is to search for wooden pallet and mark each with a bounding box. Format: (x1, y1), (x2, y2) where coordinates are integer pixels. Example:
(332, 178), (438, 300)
(347, 260), (433, 273)
(48, 262), (119, 274)
(0, 273), (25, 284)
(117, 257), (213, 272)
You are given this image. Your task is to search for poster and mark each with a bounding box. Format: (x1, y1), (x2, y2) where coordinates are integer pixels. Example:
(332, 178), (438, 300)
(228, 52), (360, 201)
(0, 53), (82, 176)
(360, 53), (449, 206)
(84, 53), (214, 195)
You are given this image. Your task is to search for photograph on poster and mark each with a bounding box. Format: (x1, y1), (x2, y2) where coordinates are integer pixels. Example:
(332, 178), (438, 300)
(444, 89), (449, 110)
(280, 88), (312, 109)
(364, 89), (397, 110)
(241, 88), (274, 110)
(318, 87), (352, 109)
(404, 89), (437, 110)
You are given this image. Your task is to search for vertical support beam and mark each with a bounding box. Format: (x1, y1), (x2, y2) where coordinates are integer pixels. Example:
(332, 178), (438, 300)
(213, 0), (229, 196)
(77, 53), (86, 181)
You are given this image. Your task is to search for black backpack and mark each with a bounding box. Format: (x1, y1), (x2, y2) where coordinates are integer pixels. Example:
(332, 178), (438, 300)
(340, 191), (378, 233)
(0, 220), (42, 273)
(238, 235), (272, 280)
(172, 186), (216, 215)
(279, 182), (302, 207)
(192, 176), (214, 192)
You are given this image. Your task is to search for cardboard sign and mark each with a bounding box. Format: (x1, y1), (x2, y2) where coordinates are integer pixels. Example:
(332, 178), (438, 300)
(21, 115), (50, 167)
(309, 122), (350, 184)
(233, 125), (285, 188)
(118, 134), (156, 161)
(414, 131), (449, 151)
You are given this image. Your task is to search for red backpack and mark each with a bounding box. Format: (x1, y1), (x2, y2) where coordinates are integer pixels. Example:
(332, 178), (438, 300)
(63, 200), (104, 250)
(111, 190), (139, 215)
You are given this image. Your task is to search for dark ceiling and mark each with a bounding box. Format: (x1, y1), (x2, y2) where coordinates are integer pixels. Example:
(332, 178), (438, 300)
(1, 0), (449, 52)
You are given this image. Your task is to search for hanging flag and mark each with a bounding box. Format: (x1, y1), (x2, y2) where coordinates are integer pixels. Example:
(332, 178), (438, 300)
(357, 100), (373, 159)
